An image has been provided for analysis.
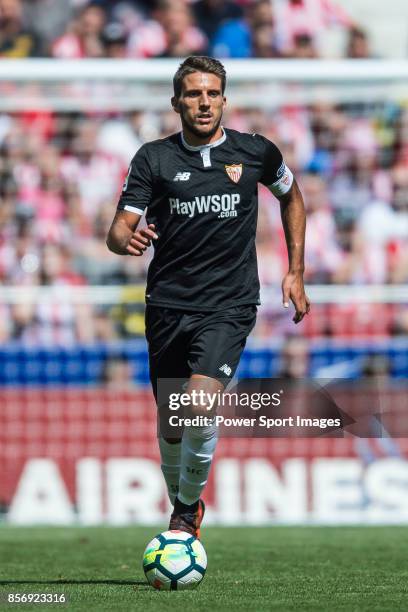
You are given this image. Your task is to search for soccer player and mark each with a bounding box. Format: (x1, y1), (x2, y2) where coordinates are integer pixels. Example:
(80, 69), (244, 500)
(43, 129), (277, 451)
(107, 56), (310, 538)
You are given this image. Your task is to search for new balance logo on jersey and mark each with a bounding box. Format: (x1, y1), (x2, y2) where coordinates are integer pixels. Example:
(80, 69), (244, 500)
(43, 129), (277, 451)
(169, 193), (240, 219)
(173, 172), (191, 181)
(219, 364), (232, 376)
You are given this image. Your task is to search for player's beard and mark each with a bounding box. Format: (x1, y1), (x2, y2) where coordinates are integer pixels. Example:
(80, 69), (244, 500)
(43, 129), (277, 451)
(180, 108), (223, 140)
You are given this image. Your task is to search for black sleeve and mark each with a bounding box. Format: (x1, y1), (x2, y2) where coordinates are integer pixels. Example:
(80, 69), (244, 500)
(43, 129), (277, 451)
(257, 135), (284, 185)
(117, 145), (153, 215)
(257, 134), (294, 196)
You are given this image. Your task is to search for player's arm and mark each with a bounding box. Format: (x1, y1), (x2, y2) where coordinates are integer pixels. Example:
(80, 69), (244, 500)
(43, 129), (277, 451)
(278, 179), (311, 324)
(107, 145), (157, 256)
(259, 136), (310, 324)
(106, 211), (157, 256)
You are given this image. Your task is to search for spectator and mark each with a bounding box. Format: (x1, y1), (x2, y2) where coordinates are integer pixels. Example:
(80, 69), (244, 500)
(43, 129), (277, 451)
(0, 0), (369, 59)
(212, 0), (277, 59)
(290, 33), (318, 59)
(249, 0), (279, 57)
(10, 243), (94, 344)
(60, 119), (123, 222)
(330, 117), (388, 220)
(357, 164), (408, 283)
(0, 0), (39, 57)
(23, 172), (67, 244)
(303, 173), (343, 282)
(51, 3), (106, 58)
(116, 3), (166, 58)
(337, 204), (407, 285)
(76, 203), (130, 285)
(101, 355), (135, 388)
(8, 0), (371, 59)
(211, 17), (251, 58)
(126, 0), (207, 58)
(192, 0), (243, 43)
(346, 27), (372, 59)
(274, 0), (354, 58)
(251, 23), (279, 57)
(331, 219), (362, 284)
(308, 103), (348, 175)
(22, 0), (72, 56)
(250, 0), (275, 31)
(0, 100), (407, 342)
(279, 335), (310, 378)
(154, 0), (207, 58)
(101, 22), (127, 58)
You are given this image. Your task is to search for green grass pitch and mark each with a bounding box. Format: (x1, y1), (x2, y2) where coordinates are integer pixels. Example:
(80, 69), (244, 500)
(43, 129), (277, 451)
(0, 526), (407, 611)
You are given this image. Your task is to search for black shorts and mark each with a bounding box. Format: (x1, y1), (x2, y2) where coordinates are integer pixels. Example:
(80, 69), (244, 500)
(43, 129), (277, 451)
(145, 304), (257, 400)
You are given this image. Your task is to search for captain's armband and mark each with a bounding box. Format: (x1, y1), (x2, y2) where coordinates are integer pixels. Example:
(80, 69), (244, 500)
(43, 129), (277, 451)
(267, 163), (294, 197)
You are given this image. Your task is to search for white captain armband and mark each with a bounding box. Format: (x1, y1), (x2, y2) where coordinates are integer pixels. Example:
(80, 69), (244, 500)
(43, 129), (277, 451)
(267, 163), (294, 197)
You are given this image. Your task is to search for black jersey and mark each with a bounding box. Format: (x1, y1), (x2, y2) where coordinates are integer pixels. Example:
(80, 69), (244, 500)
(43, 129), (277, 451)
(117, 127), (293, 311)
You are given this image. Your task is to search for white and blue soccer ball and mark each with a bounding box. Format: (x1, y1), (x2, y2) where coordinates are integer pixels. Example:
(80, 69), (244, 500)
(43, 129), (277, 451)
(142, 530), (207, 590)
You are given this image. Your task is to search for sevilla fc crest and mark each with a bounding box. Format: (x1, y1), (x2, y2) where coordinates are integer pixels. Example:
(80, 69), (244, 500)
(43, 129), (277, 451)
(225, 163), (242, 183)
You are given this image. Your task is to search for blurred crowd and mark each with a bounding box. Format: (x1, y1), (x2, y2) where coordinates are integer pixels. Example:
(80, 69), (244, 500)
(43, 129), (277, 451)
(0, 0), (406, 344)
(0, 0), (372, 60)
(0, 99), (407, 343)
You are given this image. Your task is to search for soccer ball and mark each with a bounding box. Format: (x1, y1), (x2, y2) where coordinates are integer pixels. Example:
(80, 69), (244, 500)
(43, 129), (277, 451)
(142, 530), (207, 590)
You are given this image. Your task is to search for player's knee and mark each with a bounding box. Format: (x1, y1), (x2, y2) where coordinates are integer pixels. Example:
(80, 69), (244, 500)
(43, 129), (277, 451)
(186, 375), (223, 418)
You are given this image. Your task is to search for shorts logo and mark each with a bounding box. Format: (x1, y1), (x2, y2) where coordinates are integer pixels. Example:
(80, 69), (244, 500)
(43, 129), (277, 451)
(173, 172), (191, 181)
(219, 363), (232, 376)
(225, 163), (242, 184)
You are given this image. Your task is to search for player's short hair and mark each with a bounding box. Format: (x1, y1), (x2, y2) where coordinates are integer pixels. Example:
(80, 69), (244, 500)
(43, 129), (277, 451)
(173, 56), (226, 98)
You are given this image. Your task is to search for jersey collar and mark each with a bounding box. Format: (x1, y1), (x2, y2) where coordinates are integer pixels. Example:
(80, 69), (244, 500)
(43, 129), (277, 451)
(180, 127), (226, 151)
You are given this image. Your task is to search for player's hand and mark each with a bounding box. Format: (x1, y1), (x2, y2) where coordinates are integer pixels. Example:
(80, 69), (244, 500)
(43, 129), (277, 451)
(126, 224), (158, 256)
(282, 271), (311, 324)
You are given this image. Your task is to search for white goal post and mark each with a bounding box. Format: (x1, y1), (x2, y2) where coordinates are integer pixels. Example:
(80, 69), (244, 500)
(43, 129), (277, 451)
(0, 285), (406, 305)
(1, 59), (408, 110)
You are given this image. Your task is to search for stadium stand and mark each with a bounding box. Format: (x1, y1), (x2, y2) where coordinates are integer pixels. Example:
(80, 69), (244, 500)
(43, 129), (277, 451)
(0, 0), (407, 526)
